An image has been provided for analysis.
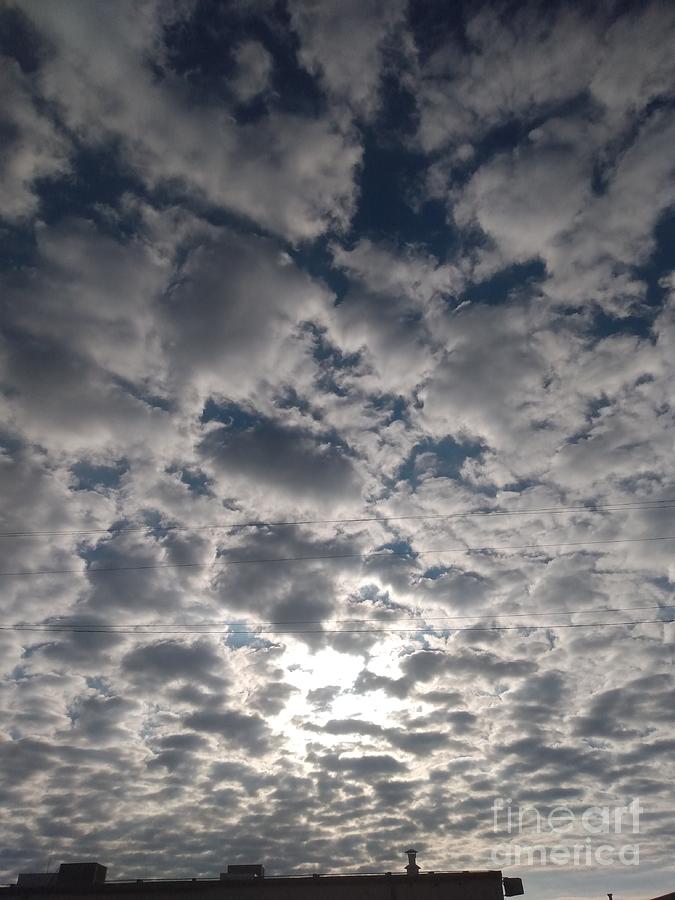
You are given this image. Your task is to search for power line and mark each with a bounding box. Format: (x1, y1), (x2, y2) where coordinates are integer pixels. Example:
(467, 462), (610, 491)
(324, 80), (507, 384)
(0, 619), (671, 635)
(2, 533), (674, 578)
(5, 603), (673, 630)
(1, 498), (674, 539)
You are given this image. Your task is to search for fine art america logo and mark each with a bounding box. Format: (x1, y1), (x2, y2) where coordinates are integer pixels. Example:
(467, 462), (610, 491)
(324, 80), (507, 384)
(490, 798), (641, 867)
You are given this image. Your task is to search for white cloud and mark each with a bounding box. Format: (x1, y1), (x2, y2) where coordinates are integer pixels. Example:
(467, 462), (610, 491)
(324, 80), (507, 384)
(415, 1), (675, 310)
(289, 0), (407, 119)
(453, 142), (590, 270)
(414, 1), (675, 153)
(230, 40), (273, 103)
(415, 4), (597, 153)
(0, 59), (70, 220)
(450, 104), (675, 311)
(20, 0), (361, 241)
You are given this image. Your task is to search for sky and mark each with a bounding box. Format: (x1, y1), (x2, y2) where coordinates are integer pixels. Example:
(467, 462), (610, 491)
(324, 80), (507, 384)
(0, 0), (674, 897)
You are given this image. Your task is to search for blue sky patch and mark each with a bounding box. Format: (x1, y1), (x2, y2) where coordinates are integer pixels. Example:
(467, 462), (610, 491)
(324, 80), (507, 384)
(464, 258), (547, 306)
(200, 397), (264, 428)
(71, 459), (128, 492)
(396, 435), (484, 488)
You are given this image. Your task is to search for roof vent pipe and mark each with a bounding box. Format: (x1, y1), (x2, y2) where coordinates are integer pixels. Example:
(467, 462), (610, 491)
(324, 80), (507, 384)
(405, 849), (420, 876)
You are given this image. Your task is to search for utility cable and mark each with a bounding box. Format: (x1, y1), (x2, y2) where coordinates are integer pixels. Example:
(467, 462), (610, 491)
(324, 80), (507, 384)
(0, 498), (674, 539)
(1, 533), (674, 578)
(5, 602), (673, 631)
(0, 619), (671, 635)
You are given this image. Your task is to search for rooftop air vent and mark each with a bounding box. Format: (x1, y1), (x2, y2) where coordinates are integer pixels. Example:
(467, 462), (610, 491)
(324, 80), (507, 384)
(221, 865), (265, 879)
(503, 877), (525, 896)
(56, 863), (107, 886)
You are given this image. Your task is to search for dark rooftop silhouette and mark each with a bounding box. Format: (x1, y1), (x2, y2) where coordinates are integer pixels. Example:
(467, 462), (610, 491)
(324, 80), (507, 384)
(3, 854), (525, 900)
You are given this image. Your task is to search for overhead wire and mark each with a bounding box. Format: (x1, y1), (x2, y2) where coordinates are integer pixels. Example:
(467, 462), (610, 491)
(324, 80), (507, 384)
(1, 533), (675, 578)
(0, 498), (674, 539)
(0, 619), (672, 635)
(3, 602), (673, 631)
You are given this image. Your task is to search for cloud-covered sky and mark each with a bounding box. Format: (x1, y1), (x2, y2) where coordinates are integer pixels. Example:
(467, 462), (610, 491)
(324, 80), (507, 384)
(1, 1), (674, 897)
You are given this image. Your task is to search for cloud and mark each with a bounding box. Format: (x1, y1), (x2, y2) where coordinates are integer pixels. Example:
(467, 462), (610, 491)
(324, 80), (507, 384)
(414, 2), (675, 152)
(326, 240), (453, 396)
(414, 1), (675, 316)
(452, 109), (675, 310)
(573, 673), (675, 740)
(0, 57), (70, 221)
(453, 143), (589, 268)
(317, 751), (407, 776)
(64, 693), (140, 745)
(121, 639), (229, 689)
(20, 0), (362, 241)
(160, 227), (333, 397)
(201, 416), (359, 502)
(182, 709), (272, 757)
(1, 1), (675, 894)
(231, 41), (273, 104)
(289, 0), (407, 118)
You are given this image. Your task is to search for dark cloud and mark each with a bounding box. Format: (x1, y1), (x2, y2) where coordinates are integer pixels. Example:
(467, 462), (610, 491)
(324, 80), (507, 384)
(182, 709), (272, 757)
(146, 731), (208, 773)
(352, 648), (535, 701)
(121, 640), (229, 690)
(201, 417), (359, 502)
(353, 669), (410, 698)
(573, 673), (675, 740)
(306, 685), (342, 710)
(64, 693), (139, 743)
(249, 681), (299, 716)
(317, 752), (408, 776)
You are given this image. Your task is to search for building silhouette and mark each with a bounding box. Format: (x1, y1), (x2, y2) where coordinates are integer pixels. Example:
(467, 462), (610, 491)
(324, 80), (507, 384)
(3, 854), (525, 900)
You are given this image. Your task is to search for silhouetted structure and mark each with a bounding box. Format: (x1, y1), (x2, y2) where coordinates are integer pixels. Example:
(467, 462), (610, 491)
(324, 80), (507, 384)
(3, 855), (524, 900)
(404, 850), (420, 877)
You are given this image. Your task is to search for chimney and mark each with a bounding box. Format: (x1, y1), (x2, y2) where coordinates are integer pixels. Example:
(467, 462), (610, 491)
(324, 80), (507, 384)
(405, 849), (420, 876)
